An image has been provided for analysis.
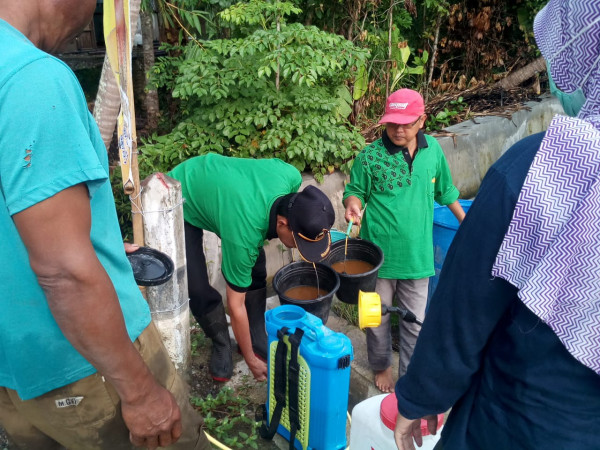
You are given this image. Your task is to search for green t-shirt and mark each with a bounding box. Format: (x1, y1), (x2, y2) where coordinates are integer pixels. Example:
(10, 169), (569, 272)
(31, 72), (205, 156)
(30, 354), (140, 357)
(343, 134), (459, 279)
(0, 19), (151, 400)
(168, 154), (302, 288)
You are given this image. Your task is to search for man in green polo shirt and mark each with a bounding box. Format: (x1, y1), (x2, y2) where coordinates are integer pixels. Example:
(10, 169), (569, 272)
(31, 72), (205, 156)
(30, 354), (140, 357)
(169, 154), (335, 382)
(344, 89), (465, 393)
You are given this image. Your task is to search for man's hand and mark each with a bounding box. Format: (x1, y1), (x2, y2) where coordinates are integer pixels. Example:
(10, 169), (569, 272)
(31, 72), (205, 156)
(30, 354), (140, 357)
(247, 355), (268, 381)
(226, 286), (268, 381)
(447, 199), (466, 224)
(124, 242), (140, 253)
(394, 412), (438, 450)
(122, 380), (183, 449)
(344, 195), (363, 225)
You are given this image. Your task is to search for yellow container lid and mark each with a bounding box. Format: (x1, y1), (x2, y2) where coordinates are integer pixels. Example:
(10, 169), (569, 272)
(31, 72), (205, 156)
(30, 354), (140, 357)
(358, 290), (382, 329)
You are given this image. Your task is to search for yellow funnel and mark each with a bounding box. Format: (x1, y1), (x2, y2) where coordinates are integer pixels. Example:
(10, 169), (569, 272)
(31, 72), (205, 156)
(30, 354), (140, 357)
(358, 290), (382, 329)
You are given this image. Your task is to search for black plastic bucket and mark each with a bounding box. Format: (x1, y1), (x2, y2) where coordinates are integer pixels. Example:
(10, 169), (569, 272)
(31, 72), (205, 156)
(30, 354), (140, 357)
(323, 238), (384, 304)
(272, 262), (340, 323)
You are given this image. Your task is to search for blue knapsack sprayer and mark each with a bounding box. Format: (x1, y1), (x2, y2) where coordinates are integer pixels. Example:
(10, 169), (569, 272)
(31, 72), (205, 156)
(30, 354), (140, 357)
(258, 294), (443, 450)
(259, 305), (353, 450)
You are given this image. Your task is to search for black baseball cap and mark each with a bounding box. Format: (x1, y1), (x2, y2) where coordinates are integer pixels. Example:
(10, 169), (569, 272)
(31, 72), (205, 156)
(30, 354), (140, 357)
(287, 185), (335, 262)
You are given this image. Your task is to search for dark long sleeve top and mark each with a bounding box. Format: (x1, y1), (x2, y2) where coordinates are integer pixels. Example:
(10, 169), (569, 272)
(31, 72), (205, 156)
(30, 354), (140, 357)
(395, 132), (600, 450)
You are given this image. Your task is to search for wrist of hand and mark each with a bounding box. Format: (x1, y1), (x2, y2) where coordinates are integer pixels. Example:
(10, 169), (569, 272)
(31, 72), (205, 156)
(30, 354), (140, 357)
(110, 365), (157, 405)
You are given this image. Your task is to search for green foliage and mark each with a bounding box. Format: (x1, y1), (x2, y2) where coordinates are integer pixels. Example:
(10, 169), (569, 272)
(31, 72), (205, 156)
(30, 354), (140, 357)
(350, 8), (427, 123)
(385, 24), (424, 91)
(390, 45), (429, 92)
(147, 0), (229, 41)
(332, 300), (358, 327)
(191, 388), (260, 449)
(190, 326), (208, 356)
(110, 168), (133, 241)
(515, 0), (548, 48)
(426, 96), (466, 130)
(142, 1), (369, 182)
(353, 64), (368, 101)
(220, 0), (301, 28)
(138, 0), (549, 178)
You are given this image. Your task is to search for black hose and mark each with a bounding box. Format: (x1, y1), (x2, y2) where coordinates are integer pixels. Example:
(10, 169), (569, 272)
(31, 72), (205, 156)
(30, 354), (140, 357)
(382, 305), (423, 326)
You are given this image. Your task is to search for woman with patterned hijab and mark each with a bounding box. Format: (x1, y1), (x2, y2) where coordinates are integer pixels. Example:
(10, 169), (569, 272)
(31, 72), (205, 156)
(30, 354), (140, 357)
(392, 1), (600, 449)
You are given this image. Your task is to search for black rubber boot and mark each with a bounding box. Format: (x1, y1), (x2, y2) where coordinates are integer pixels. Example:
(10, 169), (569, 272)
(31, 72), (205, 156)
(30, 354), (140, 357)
(245, 287), (268, 361)
(195, 302), (233, 382)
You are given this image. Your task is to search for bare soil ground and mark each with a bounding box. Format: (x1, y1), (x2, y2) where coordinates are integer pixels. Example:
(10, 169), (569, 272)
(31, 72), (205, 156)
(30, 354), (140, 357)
(0, 429), (8, 450)
(188, 323), (281, 449)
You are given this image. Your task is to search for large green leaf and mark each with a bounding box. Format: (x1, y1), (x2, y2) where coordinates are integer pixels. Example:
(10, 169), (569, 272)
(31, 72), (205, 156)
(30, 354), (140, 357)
(334, 85), (353, 119)
(399, 46), (410, 65)
(353, 64), (368, 101)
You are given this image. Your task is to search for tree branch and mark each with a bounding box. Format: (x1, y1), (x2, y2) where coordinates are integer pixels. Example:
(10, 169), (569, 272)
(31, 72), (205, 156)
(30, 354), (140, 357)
(495, 56), (547, 90)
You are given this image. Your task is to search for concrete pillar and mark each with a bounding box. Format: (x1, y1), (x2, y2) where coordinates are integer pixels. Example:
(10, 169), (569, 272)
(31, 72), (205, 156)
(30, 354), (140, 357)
(140, 173), (190, 376)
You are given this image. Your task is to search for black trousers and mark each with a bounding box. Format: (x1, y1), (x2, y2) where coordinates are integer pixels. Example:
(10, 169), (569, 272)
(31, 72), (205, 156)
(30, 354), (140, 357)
(184, 221), (267, 318)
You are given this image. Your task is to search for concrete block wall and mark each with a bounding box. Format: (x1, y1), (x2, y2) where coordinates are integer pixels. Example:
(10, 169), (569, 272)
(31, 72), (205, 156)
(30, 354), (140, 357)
(204, 96), (564, 294)
(440, 95), (563, 198)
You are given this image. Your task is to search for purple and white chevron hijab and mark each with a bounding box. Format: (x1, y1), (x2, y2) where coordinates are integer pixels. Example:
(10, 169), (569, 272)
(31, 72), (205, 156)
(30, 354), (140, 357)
(492, 0), (600, 375)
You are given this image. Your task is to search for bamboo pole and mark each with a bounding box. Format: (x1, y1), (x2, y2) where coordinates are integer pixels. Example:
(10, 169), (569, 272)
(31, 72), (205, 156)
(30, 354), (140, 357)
(103, 0), (144, 246)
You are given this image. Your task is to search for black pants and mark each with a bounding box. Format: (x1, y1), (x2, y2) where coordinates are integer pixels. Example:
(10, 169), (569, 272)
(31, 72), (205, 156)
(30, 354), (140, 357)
(184, 221), (267, 318)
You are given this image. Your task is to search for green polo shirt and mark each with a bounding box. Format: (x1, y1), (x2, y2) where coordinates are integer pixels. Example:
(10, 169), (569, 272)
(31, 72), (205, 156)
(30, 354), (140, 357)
(168, 154), (302, 288)
(343, 133), (459, 279)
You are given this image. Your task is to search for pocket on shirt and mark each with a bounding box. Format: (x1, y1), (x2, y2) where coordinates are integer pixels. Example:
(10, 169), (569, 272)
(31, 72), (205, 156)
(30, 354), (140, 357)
(417, 169), (436, 200)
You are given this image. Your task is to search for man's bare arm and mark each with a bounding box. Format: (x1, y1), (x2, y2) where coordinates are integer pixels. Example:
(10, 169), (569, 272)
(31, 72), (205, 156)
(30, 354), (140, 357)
(13, 183), (182, 448)
(226, 285), (268, 381)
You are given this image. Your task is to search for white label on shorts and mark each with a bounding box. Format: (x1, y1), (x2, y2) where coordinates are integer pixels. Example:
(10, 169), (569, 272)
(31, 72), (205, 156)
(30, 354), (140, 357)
(55, 396), (84, 408)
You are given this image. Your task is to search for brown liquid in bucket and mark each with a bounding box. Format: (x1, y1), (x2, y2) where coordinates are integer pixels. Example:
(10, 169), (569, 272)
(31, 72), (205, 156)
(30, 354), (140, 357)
(331, 259), (374, 275)
(284, 286), (329, 301)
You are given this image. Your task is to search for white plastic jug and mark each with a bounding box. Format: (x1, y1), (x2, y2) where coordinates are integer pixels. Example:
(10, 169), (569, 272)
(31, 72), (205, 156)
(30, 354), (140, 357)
(349, 393), (443, 450)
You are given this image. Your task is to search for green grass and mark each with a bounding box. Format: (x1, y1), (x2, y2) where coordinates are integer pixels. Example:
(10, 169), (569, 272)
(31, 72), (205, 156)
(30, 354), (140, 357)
(191, 388), (260, 449)
(332, 300), (359, 326)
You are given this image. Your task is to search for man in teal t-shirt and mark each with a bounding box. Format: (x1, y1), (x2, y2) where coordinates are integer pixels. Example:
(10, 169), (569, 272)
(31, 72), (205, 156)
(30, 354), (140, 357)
(344, 89), (465, 393)
(0, 2), (211, 448)
(168, 154), (335, 382)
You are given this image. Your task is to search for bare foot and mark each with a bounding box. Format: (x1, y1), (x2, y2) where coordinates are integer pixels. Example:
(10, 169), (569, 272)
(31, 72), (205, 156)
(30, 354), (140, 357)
(375, 367), (394, 393)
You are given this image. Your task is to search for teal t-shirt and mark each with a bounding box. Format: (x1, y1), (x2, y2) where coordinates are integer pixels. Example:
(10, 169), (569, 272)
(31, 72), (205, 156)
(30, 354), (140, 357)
(343, 134), (459, 279)
(0, 19), (151, 400)
(168, 154), (302, 288)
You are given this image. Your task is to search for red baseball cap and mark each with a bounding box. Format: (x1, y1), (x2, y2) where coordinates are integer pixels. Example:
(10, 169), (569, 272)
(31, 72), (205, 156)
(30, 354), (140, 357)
(378, 89), (425, 125)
